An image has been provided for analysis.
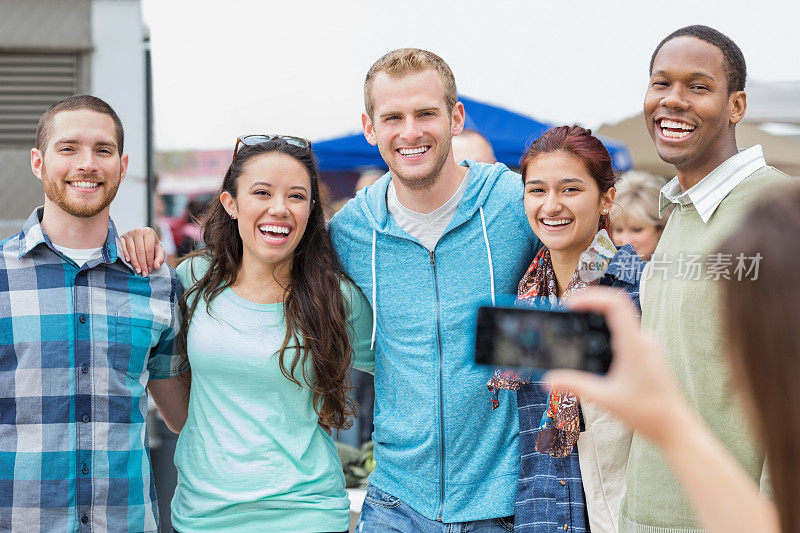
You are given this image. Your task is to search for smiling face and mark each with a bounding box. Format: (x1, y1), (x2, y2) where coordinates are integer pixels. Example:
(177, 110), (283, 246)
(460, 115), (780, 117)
(31, 109), (128, 219)
(221, 152), (313, 271)
(610, 215), (663, 261)
(524, 151), (615, 256)
(362, 69), (464, 191)
(644, 36), (745, 178)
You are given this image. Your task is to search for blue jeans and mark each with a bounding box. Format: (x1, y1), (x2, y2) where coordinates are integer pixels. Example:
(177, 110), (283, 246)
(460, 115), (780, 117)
(357, 484), (514, 533)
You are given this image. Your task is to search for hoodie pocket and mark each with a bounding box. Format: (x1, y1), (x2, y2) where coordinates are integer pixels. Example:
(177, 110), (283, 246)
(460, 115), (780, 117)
(371, 364), (400, 444)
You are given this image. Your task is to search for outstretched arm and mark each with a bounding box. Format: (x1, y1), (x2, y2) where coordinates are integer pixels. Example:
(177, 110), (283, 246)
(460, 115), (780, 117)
(544, 288), (779, 533)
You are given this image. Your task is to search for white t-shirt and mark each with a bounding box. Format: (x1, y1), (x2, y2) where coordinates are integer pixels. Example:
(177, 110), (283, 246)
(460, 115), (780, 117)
(52, 244), (103, 267)
(387, 172), (470, 251)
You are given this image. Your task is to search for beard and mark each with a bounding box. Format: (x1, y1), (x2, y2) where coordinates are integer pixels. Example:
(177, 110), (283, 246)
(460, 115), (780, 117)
(382, 133), (453, 192)
(41, 164), (120, 218)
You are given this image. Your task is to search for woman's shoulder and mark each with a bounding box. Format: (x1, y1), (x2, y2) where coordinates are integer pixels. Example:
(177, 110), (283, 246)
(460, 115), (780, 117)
(338, 276), (367, 306)
(175, 253), (213, 289)
(601, 245), (644, 310)
(605, 245), (644, 283)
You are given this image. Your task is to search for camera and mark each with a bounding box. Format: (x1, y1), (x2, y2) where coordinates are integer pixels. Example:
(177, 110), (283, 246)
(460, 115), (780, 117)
(474, 304), (612, 373)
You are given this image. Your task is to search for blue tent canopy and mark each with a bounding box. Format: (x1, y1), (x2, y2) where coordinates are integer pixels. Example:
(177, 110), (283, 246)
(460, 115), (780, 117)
(313, 95), (631, 172)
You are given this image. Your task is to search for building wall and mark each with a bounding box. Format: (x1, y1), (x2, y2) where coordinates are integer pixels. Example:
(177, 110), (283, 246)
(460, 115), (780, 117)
(0, 0), (92, 237)
(92, 0), (148, 234)
(0, 0), (92, 50)
(0, 0), (147, 238)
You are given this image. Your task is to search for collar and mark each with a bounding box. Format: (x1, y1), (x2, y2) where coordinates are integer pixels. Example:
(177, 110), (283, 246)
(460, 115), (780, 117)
(361, 160), (510, 236)
(16, 207), (132, 272)
(658, 145), (767, 223)
(604, 244), (644, 285)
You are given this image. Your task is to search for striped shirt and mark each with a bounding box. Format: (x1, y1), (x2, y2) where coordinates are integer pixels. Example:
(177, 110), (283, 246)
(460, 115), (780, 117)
(0, 208), (182, 532)
(658, 145), (767, 223)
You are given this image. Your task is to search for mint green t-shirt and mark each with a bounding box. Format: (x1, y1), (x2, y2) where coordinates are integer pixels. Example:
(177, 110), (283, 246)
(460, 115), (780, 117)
(171, 256), (374, 533)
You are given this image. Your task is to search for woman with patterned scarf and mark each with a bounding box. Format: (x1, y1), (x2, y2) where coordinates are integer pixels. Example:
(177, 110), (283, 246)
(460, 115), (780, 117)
(487, 125), (645, 532)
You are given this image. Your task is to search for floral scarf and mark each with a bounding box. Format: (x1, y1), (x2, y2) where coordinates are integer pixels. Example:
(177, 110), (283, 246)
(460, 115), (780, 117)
(486, 229), (617, 457)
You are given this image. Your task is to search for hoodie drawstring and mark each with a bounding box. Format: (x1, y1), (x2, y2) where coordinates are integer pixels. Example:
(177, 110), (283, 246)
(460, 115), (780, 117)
(370, 229), (377, 350)
(479, 207), (496, 305)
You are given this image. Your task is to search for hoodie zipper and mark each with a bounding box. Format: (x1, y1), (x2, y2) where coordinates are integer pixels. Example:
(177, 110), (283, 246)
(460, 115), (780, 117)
(430, 250), (446, 521)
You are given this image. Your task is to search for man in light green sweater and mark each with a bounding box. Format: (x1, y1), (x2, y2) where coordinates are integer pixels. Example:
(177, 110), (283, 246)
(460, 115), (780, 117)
(620, 25), (796, 532)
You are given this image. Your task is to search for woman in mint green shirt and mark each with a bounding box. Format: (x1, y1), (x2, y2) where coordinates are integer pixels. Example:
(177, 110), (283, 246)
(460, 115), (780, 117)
(170, 136), (373, 533)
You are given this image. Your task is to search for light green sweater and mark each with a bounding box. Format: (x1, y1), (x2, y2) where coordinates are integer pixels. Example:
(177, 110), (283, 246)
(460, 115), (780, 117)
(621, 166), (793, 532)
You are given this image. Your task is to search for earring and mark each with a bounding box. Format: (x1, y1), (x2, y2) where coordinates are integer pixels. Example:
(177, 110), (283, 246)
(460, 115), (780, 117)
(602, 209), (608, 214)
(230, 213), (237, 219)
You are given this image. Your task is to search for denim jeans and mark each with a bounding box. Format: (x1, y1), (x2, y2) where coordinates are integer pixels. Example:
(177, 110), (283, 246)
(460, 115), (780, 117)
(356, 484), (514, 533)
(174, 527), (346, 533)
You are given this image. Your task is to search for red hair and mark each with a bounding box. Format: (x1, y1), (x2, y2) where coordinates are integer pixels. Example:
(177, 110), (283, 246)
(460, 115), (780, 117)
(520, 125), (617, 231)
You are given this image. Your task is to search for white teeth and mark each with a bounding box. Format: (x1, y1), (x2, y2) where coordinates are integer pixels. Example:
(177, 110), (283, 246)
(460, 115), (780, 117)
(70, 181), (99, 188)
(398, 146), (429, 156)
(659, 119), (695, 131)
(659, 120), (695, 140)
(662, 130), (690, 139)
(541, 219), (572, 226)
(258, 224), (290, 234)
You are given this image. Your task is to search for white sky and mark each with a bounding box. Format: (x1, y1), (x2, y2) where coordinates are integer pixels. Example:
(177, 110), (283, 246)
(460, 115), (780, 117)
(141, 0), (800, 152)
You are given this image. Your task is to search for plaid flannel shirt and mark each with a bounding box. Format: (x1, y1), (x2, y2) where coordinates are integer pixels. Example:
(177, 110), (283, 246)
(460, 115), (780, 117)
(0, 208), (182, 532)
(515, 381), (588, 533)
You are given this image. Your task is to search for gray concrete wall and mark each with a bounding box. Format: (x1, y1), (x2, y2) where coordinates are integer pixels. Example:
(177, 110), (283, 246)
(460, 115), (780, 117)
(0, 0), (92, 51)
(0, 148), (42, 239)
(0, 0), (92, 236)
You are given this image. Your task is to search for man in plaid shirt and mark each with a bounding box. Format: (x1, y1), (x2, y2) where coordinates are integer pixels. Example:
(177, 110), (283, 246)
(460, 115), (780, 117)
(0, 95), (188, 532)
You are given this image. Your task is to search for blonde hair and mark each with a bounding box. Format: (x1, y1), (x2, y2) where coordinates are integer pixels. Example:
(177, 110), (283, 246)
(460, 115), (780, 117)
(364, 48), (457, 119)
(611, 171), (673, 228)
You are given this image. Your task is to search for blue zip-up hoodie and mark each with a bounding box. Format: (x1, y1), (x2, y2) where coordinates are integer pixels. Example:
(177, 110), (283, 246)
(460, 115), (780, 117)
(329, 161), (542, 522)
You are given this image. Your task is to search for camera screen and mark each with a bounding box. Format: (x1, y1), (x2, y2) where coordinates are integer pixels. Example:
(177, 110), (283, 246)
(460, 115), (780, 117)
(474, 306), (611, 373)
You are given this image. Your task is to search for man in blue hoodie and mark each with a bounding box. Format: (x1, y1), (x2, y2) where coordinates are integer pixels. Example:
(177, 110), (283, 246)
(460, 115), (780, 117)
(330, 48), (541, 532)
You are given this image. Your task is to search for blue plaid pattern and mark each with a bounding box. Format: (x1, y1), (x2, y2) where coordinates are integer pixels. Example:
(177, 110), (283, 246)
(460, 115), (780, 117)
(0, 208), (182, 532)
(515, 381), (588, 532)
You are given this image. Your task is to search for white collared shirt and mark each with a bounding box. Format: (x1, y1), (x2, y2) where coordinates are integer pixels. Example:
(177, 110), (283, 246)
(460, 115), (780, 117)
(658, 145), (767, 223)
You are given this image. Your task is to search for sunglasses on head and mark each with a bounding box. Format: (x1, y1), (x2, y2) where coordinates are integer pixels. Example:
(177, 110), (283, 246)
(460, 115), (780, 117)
(231, 134), (317, 204)
(232, 134), (311, 163)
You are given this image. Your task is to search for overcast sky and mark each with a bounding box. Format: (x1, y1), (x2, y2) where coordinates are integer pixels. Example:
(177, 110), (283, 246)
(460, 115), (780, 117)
(141, 0), (800, 152)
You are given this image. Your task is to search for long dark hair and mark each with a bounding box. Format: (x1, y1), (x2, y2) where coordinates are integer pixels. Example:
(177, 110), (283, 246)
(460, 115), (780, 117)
(520, 125), (617, 232)
(177, 140), (357, 430)
(718, 183), (800, 533)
